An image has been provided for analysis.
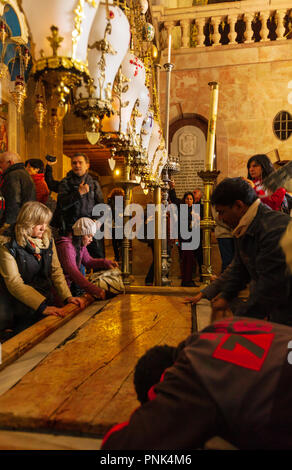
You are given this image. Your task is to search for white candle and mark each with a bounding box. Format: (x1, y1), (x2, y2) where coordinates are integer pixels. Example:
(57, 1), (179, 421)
(167, 34), (171, 63)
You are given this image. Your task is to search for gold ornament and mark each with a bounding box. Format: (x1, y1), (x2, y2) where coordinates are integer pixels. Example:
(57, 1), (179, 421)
(10, 76), (27, 113)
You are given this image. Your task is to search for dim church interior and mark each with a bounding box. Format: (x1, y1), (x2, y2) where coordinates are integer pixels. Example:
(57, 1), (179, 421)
(0, 0), (291, 450)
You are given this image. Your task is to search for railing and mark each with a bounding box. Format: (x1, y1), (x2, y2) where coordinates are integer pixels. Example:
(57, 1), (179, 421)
(152, 0), (292, 51)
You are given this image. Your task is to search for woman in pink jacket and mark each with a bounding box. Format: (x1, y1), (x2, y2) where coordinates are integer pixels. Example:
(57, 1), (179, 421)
(56, 217), (117, 299)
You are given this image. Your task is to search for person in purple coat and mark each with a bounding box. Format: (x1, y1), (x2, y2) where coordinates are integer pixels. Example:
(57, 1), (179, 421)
(56, 217), (117, 300)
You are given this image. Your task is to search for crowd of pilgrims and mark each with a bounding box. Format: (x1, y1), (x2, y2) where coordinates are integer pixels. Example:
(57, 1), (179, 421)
(0, 150), (291, 341)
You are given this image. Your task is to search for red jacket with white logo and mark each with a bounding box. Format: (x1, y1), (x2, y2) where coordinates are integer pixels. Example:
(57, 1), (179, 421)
(102, 317), (292, 450)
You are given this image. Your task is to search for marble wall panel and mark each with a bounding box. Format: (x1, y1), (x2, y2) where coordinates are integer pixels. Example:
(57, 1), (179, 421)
(160, 45), (292, 179)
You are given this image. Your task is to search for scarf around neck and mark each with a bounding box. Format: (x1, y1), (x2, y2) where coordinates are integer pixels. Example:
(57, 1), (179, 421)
(232, 199), (261, 238)
(26, 234), (51, 260)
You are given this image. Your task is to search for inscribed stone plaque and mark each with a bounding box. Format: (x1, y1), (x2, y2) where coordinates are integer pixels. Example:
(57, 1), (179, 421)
(170, 125), (206, 198)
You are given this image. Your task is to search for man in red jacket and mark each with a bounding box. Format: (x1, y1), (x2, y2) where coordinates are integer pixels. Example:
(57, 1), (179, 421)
(102, 317), (292, 450)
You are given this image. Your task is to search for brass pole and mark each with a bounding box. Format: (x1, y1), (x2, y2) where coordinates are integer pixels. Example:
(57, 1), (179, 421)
(154, 186), (162, 286)
(120, 163), (137, 286)
(121, 182), (131, 285)
(160, 61), (174, 286)
(198, 82), (220, 285)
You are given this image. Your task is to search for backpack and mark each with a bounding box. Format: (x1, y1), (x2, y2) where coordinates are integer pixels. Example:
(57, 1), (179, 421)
(87, 268), (125, 295)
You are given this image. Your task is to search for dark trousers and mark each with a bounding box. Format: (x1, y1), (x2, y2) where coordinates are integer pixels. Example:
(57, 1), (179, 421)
(194, 244), (203, 280)
(181, 249), (196, 286)
(88, 238), (105, 259)
(112, 237), (122, 262)
(218, 238), (235, 273)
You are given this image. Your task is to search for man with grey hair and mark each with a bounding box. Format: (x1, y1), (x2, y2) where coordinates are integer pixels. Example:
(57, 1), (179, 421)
(0, 151), (36, 232)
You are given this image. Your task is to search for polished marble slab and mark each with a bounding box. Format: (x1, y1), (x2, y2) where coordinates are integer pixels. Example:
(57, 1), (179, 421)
(0, 300), (108, 397)
(0, 430), (102, 450)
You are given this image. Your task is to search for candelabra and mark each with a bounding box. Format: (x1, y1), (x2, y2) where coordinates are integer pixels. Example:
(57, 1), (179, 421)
(160, 53), (174, 286)
(198, 82), (220, 284)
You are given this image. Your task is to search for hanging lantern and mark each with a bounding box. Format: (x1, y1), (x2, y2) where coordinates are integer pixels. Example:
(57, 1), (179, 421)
(22, 0), (100, 116)
(49, 107), (61, 137)
(10, 46), (28, 114)
(87, 4), (130, 104)
(0, 22), (7, 45)
(100, 51), (146, 138)
(22, 0), (99, 66)
(74, 2), (130, 138)
(10, 75), (27, 113)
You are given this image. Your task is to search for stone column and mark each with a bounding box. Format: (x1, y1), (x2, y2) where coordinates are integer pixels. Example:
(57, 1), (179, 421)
(195, 17), (206, 48)
(228, 14), (238, 44)
(260, 11), (270, 41)
(212, 16), (222, 46)
(276, 9), (287, 40)
(244, 12), (254, 44)
(180, 19), (191, 48)
(164, 20), (175, 49)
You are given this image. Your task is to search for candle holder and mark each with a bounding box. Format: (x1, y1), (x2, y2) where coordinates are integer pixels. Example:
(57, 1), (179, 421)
(198, 82), (220, 285)
(159, 61), (174, 286)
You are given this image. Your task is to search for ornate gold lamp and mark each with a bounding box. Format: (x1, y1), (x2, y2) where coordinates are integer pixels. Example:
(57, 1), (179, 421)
(10, 46), (30, 114)
(0, 19), (9, 81)
(21, 0), (100, 131)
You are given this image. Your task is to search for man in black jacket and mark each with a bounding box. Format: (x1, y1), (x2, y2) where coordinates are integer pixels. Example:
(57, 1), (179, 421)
(102, 317), (292, 450)
(0, 152), (36, 232)
(204, 177), (292, 325)
(53, 153), (105, 257)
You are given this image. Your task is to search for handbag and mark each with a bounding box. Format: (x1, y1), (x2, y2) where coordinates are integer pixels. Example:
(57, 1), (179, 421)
(88, 268), (125, 295)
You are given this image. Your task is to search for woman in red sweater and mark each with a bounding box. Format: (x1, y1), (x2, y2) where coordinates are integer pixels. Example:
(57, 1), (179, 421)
(246, 154), (286, 211)
(25, 158), (50, 205)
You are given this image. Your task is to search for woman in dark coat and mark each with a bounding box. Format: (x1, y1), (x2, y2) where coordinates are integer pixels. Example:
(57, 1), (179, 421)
(0, 201), (86, 340)
(169, 185), (200, 287)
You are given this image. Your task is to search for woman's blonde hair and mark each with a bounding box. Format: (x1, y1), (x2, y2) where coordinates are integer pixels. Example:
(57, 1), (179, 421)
(15, 201), (52, 247)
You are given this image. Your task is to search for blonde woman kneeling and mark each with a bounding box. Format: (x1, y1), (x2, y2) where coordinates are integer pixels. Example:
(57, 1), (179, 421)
(0, 201), (86, 339)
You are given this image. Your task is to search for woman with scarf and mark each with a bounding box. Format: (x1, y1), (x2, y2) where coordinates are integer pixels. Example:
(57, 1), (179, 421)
(246, 154), (286, 211)
(0, 201), (86, 340)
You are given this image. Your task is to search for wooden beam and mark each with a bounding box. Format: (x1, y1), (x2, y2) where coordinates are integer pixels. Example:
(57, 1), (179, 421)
(0, 294), (95, 373)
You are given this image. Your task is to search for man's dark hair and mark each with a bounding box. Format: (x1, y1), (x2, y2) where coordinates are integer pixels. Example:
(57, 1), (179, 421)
(211, 177), (258, 207)
(134, 345), (177, 405)
(72, 153), (89, 164)
(25, 158), (44, 173)
(247, 154), (274, 180)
